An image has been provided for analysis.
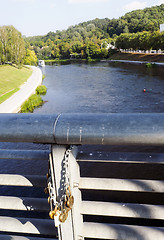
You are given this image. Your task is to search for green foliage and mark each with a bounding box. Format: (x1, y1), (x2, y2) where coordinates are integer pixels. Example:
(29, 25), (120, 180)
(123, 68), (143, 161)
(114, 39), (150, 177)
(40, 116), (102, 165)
(25, 4), (164, 60)
(24, 49), (38, 65)
(145, 62), (156, 68)
(21, 94), (43, 113)
(36, 85), (47, 95)
(21, 84), (47, 113)
(0, 88), (19, 104)
(0, 65), (32, 96)
(115, 31), (164, 51)
(0, 25), (26, 66)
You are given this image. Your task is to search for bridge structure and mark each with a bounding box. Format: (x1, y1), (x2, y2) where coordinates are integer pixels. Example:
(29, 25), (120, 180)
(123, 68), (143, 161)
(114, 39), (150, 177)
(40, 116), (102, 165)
(0, 113), (164, 240)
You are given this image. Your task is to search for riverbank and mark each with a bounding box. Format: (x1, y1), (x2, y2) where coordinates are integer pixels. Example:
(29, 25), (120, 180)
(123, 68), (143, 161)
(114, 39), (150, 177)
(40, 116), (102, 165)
(0, 66), (42, 113)
(0, 65), (32, 103)
(108, 52), (164, 63)
(44, 59), (100, 64)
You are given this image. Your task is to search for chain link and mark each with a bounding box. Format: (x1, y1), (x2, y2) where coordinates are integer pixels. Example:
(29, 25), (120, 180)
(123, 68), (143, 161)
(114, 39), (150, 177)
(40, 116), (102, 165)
(46, 145), (74, 223)
(61, 145), (74, 201)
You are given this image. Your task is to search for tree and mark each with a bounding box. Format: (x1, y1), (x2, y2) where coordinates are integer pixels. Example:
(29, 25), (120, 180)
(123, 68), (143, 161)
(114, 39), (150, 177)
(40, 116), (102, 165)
(24, 49), (37, 65)
(0, 25), (26, 66)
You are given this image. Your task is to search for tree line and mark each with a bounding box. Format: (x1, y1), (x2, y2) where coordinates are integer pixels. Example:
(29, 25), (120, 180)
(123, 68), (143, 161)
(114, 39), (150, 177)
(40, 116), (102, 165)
(0, 25), (37, 66)
(1, 4), (164, 64)
(115, 31), (164, 51)
(25, 3), (164, 60)
(26, 37), (115, 60)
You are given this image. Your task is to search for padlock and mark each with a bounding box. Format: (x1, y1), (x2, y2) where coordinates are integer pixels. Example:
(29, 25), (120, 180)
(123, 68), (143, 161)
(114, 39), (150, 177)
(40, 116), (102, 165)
(44, 187), (49, 194)
(66, 195), (74, 209)
(49, 205), (59, 220)
(46, 173), (50, 179)
(59, 208), (68, 223)
(65, 185), (74, 209)
(49, 210), (55, 219)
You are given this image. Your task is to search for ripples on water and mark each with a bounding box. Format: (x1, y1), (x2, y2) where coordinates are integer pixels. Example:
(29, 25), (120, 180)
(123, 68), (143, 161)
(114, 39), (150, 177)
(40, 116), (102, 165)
(35, 62), (164, 114)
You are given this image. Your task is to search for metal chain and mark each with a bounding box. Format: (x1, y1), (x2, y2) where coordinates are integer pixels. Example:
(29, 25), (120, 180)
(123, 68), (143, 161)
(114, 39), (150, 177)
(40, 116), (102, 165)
(61, 145), (74, 201)
(46, 155), (57, 210)
(46, 145), (74, 223)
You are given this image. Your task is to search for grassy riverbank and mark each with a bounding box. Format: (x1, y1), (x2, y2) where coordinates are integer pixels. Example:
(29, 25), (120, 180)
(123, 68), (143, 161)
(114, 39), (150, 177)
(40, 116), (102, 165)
(21, 85), (47, 113)
(44, 58), (101, 64)
(109, 52), (164, 63)
(0, 65), (32, 104)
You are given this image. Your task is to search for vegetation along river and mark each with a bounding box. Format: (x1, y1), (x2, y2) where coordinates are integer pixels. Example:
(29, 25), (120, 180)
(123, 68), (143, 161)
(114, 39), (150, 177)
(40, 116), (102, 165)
(0, 61), (164, 220)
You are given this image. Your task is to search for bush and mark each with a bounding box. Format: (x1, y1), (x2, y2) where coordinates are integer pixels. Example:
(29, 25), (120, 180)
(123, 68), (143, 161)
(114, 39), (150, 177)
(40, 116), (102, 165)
(145, 62), (156, 68)
(21, 94), (43, 113)
(36, 85), (47, 95)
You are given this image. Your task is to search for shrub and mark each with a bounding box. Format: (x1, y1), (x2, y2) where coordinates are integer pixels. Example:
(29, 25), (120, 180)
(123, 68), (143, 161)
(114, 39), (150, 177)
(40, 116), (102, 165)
(145, 62), (156, 68)
(21, 94), (43, 113)
(36, 85), (47, 95)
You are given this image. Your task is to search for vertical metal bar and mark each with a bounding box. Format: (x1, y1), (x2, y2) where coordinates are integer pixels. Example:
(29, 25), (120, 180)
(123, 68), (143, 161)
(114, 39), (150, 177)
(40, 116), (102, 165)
(51, 145), (74, 240)
(69, 146), (84, 240)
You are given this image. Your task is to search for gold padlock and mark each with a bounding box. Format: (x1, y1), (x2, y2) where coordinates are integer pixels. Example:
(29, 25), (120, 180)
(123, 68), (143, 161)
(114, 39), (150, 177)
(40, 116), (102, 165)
(66, 195), (74, 209)
(44, 187), (49, 194)
(46, 173), (50, 179)
(49, 205), (59, 219)
(65, 185), (74, 209)
(59, 209), (68, 223)
(49, 210), (55, 219)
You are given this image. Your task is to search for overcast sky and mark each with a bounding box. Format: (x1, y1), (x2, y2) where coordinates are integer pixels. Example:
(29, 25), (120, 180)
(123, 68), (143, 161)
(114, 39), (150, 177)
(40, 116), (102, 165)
(1, 0), (164, 36)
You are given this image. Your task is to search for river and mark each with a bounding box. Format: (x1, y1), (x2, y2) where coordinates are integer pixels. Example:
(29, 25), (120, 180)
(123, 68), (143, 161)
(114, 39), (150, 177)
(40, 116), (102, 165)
(35, 61), (164, 114)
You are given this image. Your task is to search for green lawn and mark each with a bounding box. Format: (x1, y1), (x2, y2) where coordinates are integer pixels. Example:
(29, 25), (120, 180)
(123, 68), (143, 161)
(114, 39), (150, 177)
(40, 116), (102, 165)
(0, 65), (32, 103)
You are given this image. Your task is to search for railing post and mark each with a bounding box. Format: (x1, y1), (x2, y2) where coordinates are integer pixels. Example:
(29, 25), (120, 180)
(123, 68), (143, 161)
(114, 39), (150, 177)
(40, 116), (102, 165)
(69, 146), (84, 240)
(51, 145), (83, 240)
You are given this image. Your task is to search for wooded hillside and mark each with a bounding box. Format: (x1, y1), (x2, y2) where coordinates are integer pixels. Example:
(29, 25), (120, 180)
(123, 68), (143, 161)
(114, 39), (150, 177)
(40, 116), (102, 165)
(25, 4), (164, 60)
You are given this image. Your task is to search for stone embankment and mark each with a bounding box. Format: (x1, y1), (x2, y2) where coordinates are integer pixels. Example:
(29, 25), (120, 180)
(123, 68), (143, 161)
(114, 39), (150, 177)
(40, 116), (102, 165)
(0, 66), (42, 113)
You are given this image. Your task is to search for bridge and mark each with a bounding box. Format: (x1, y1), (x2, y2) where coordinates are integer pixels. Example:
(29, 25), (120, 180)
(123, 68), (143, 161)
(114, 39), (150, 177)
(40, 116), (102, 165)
(0, 113), (164, 240)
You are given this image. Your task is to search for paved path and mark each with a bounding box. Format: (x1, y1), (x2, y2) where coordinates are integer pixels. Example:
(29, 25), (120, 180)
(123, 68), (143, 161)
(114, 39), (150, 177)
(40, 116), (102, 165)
(0, 66), (42, 113)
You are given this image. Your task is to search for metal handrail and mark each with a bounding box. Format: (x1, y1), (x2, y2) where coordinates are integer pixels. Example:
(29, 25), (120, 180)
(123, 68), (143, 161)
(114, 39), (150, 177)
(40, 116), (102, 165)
(0, 113), (164, 145)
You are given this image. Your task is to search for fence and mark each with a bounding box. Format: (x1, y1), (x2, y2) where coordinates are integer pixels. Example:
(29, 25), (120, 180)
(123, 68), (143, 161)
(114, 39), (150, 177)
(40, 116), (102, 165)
(0, 113), (164, 240)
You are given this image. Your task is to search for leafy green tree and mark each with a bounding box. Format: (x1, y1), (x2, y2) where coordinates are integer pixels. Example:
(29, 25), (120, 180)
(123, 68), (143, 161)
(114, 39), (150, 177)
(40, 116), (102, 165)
(0, 25), (25, 66)
(59, 42), (70, 59)
(24, 49), (37, 65)
(51, 45), (60, 58)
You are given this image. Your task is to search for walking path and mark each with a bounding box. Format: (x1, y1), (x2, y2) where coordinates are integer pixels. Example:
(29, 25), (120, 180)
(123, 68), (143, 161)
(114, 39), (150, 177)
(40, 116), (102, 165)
(0, 66), (42, 113)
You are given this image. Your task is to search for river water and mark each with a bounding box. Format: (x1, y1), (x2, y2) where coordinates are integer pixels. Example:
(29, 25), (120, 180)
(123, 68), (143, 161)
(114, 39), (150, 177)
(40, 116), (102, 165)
(35, 61), (164, 114)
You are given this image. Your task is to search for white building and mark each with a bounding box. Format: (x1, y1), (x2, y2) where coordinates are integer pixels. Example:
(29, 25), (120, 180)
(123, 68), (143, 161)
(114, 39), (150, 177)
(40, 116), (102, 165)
(160, 24), (164, 32)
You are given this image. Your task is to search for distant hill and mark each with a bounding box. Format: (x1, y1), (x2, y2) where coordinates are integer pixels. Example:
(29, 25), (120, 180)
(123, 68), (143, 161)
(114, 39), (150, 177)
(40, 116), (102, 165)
(26, 3), (164, 43)
(25, 4), (164, 60)
(76, 3), (164, 37)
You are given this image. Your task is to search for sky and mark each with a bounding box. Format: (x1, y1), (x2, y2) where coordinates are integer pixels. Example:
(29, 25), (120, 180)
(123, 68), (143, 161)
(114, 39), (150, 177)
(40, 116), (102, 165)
(0, 0), (164, 37)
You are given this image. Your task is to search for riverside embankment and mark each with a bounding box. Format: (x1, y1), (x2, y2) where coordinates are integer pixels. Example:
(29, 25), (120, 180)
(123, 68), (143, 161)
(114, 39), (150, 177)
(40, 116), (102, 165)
(0, 66), (42, 113)
(108, 52), (164, 63)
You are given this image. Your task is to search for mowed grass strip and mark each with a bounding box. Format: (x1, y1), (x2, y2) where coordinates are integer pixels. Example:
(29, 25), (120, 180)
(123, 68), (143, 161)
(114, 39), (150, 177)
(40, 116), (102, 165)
(0, 88), (20, 104)
(0, 65), (32, 101)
